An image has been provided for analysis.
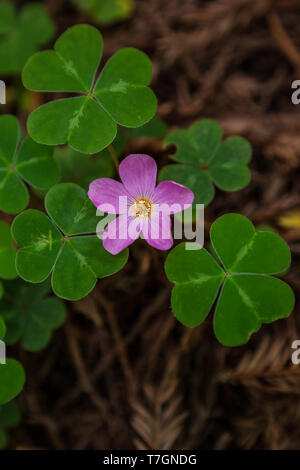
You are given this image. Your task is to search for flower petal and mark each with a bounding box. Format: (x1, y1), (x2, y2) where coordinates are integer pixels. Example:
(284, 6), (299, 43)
(142, 213), (173, 251)
(153, 181), (194, 214)
(88, 178), (132, 214)
(119, 154), (157, 199)
(103, 214), (143, 255)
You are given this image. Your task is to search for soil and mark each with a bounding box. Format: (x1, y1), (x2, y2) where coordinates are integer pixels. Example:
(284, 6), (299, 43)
(5, 0), (300, 450)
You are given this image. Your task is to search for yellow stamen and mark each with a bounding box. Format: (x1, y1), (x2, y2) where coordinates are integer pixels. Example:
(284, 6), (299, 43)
(130, 197), (153, 218)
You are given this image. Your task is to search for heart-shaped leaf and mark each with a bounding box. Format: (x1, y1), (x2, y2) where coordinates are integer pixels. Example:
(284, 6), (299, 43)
(12, 183), (128, 300)
(22, 24), (157, 154)
(1, 279), (66, 352)
(12, 209), (63, 283)
(0, 115), (60, 214)
(160, 119), (252, 208)
(94, 48), (156, 127)
(166, 245), (225, 328)
(16, 136), (60, 190)
(210, 213), (291, 275)
(26, 96), (117, 156)
(165, 213), (294, 346)
(23, 24), (103, 93)
(0, 359), (25, 405)
(0, 2), (55, 75)
(45, 183), (104, 235)
(0, 221), (17, 280)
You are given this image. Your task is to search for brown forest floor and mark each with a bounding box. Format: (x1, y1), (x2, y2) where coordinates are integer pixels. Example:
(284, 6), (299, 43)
(6, 0), (300, 449)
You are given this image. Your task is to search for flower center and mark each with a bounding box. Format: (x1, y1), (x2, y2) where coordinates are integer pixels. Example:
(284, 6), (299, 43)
(130, 197), (153, 218)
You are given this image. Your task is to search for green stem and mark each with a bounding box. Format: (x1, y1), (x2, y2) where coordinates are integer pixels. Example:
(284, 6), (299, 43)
(108, 144), (119, 171)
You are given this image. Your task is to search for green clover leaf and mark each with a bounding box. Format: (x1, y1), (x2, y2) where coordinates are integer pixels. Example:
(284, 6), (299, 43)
(22, 24), (157, 154)
(0, 279), (66, 352)
(0, 359), (25, 405)
(0, 400), (21, 449)
(0, 304), (25, 407)
(0, 1), (55, 75)
(0, 115), (60, 214)
(165, 214), (294, 346)
(12, 183), (128, 300)
(0, 221), (17, 280)
(72, 0), (135, 26)
(159, 119), (252, 207)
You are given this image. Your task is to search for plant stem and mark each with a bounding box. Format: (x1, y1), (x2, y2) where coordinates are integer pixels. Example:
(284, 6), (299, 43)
(108, 144), (119, 171)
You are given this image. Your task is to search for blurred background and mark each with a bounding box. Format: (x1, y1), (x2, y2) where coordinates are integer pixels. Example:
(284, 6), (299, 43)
(2, 0), (300, 450)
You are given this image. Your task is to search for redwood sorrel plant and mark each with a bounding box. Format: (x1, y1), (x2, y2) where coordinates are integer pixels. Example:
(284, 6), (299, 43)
(0, 22), (295, 447)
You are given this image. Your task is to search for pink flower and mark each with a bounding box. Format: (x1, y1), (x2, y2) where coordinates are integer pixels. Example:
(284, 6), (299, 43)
(88, 154), (194, 255)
